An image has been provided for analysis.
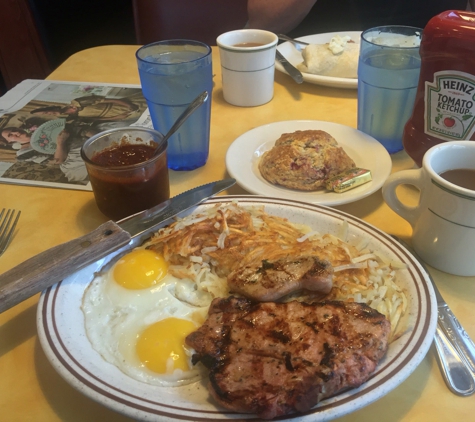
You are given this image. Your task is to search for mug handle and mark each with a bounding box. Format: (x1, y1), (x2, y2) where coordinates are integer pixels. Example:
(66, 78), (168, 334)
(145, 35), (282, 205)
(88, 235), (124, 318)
(382, 169), (423, 227)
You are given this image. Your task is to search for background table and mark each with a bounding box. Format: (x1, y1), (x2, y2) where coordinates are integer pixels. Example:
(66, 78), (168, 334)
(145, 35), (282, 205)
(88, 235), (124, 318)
(1, 45), (474, 421)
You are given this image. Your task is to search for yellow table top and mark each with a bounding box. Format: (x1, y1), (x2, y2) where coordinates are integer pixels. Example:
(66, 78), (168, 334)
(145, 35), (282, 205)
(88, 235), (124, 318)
(1, 45), (474, 422)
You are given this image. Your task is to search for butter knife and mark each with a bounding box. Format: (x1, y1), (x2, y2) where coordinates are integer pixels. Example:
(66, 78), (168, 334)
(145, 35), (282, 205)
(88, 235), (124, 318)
(393, 236), (475, 396)
(0, 178), (236, 313)
(276, 50), (303, 84)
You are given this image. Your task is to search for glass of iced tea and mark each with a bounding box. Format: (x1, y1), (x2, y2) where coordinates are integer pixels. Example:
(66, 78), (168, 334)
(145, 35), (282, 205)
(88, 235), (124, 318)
(81, 127), (169, 221)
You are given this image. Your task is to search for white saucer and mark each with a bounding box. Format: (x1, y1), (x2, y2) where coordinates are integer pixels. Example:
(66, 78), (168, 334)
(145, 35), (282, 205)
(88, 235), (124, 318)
(225, 120), (391, 206)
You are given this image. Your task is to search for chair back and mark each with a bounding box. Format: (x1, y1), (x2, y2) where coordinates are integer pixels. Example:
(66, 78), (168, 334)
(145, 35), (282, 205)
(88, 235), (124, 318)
(132, 0), (248, 46)
(0, 0), (52, 93)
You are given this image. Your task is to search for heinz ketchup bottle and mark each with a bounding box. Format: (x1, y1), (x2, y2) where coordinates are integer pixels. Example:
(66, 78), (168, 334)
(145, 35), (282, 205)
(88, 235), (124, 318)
(403, 10), (475, 167)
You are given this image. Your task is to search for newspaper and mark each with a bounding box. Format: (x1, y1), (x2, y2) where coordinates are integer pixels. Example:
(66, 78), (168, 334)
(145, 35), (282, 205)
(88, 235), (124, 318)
(0, 79), (153, 191)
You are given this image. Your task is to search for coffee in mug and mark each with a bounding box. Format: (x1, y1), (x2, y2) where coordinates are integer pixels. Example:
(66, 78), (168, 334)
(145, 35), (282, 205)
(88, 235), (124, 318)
(216, 29), (278, 107)
(382, 141), (475, 276)
(439, 168), (475, 190)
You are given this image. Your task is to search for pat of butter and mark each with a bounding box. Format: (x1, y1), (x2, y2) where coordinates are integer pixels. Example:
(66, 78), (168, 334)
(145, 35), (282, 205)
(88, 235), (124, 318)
(326, 168), (372, 193)
(328, 35), (352, 55)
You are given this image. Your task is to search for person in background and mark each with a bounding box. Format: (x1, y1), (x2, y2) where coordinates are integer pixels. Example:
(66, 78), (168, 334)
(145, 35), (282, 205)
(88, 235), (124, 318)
(247, 0), (475, 38)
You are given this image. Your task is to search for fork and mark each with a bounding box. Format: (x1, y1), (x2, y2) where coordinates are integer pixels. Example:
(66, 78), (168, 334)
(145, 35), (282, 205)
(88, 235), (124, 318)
(392, 235), (475, 396)
(0, 209), (21, 256)
(277, 34), (309, 46)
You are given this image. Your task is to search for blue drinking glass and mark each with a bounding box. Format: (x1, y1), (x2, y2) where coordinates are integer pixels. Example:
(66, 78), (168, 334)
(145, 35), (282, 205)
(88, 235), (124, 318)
(136, 40), (212, 170)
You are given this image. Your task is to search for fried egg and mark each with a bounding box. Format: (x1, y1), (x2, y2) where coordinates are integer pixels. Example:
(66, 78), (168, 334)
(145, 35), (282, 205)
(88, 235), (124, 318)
(81, 248), (209, 386)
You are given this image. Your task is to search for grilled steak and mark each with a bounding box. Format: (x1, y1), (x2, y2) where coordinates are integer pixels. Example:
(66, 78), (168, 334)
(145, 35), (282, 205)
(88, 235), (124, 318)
(227, 255), (333, 301)
(186, 297), (390, 420)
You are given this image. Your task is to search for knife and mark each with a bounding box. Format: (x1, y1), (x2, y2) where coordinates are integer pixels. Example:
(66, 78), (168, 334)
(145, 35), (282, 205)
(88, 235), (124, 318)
(276, 50), (303, 84)
(392, 236), (475, 396)
(0, 178), (236, 314)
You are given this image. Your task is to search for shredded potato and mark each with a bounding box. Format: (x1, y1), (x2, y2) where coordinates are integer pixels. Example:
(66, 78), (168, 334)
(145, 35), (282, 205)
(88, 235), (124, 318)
(145, 202), (407, 341)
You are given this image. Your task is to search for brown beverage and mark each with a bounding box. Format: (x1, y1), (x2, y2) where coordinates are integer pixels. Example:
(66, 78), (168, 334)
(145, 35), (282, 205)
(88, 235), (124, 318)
(439, 168), (475, 190)
(233, 42), (265, 47)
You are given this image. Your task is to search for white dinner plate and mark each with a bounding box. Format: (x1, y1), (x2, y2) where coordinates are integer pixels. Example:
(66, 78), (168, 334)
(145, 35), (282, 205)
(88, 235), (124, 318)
(37, 196), (437, 422)
(275, 31), (362, 89)
(225, 120), (391, 206)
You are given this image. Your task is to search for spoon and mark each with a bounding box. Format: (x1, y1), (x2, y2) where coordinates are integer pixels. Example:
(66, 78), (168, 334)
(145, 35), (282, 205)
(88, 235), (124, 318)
(158, 90), (209, 149)
(278, 34), (309, 47)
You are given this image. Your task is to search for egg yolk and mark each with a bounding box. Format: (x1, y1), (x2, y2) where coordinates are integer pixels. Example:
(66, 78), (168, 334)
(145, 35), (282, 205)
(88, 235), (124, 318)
(113, 249), (168, 289)
(136, 318), (197, 374)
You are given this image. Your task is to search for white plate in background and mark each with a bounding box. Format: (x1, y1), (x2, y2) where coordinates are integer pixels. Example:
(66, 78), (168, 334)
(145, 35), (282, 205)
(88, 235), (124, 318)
(275, 31), (361, 89)
(226, 120), (391, 206)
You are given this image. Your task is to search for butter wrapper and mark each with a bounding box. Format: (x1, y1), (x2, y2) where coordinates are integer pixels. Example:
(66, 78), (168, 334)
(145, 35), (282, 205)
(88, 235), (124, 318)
(326, 168), (372, 193)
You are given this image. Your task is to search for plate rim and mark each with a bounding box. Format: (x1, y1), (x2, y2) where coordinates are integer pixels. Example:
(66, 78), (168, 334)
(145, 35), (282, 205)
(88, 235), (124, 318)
(275, 31), (362, 89)
(37, 195), (437, 422)
(225, 120), (392, 206)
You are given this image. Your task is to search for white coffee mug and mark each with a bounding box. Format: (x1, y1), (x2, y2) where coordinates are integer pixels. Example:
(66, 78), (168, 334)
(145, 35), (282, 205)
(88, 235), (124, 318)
(382, 141), (475, 276)
(216, 29), (278, 107)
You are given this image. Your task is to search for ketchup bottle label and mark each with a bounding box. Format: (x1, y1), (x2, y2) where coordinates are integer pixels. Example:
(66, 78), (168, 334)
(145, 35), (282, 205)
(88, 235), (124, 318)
(425, 70), (475, 141)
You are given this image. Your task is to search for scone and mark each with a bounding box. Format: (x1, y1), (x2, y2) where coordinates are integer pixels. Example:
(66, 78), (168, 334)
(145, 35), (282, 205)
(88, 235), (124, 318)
(258, 130), (355, 191)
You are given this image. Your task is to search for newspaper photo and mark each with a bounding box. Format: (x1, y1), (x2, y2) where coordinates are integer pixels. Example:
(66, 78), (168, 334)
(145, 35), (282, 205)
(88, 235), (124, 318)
(0, 80), (153, 191)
